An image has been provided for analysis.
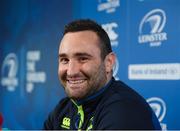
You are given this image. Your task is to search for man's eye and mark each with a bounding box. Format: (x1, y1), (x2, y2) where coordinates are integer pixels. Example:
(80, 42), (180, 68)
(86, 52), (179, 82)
(79, 57), (88, 62)
(59, 58), (69, 64)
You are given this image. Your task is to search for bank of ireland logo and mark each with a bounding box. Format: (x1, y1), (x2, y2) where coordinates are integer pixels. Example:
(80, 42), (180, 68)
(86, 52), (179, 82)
(147, 97), (167, 130)
(1, 53), (18, 91)
(138, 9), (167, 47)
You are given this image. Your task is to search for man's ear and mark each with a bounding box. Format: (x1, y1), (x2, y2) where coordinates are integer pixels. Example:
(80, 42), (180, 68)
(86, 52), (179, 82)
(104, 52), (116, 73)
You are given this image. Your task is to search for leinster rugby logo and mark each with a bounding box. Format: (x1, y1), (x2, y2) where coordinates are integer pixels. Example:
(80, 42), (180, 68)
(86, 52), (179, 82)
(147, 97), (167, 130)
(1, 53), (18, 91)
(138, 9), (167, 47)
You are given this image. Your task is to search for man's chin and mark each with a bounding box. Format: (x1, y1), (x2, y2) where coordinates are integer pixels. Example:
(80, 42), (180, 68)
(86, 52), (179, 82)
(69, 95), (84, 101)
(65, 90), (85, 100)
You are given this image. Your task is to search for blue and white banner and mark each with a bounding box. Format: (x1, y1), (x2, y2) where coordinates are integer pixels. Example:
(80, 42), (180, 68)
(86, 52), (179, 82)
(0, 0), (72, 129)
(73, 0), (180, 130)
(0, 0), (179, 130)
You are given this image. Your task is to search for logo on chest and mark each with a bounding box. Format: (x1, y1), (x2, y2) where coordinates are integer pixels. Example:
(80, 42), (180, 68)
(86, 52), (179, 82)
(61, 117), (71, 129)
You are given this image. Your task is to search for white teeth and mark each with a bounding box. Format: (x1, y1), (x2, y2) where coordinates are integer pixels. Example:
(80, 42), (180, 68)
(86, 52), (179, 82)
(68, 80), (85, 84)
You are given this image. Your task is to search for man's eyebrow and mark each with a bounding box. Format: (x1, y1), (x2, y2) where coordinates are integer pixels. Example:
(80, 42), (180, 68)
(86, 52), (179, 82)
(74, 52), (93, 57)
(58, 52), (93, 58)
(58, 53), (67, 58)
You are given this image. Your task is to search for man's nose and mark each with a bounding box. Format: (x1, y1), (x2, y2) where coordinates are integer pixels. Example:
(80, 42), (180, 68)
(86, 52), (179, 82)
(67, 60), (80, 76)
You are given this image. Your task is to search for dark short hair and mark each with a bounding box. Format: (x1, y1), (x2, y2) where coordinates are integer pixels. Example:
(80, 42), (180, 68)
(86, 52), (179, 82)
(63, 19), (112, 59)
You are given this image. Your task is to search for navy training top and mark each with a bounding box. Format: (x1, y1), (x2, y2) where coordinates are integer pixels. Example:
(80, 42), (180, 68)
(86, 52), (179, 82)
(44, 77), (161, 130)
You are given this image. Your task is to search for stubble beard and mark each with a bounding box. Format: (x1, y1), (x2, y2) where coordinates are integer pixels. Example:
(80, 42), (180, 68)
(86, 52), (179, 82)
(59, 63), (107, 100)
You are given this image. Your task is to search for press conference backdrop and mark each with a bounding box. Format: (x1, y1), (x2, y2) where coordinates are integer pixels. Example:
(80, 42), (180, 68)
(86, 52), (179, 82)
(0, 0), (179, 130)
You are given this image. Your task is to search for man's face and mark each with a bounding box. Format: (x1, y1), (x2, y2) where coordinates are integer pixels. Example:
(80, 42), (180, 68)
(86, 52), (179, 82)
(58, 30), (108, 100)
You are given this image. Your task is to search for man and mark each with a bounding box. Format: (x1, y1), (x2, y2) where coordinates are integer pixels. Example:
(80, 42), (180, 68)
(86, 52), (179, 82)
(44, 19), (161, 130)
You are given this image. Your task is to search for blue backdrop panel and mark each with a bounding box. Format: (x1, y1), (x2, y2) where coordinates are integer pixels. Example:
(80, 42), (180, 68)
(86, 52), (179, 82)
(73, 0), (129, 81)
(126, 0), (180, 129)
(0, 0), (180, 130)
(0, 0), (72, 129)
(73, 0), (180, 130)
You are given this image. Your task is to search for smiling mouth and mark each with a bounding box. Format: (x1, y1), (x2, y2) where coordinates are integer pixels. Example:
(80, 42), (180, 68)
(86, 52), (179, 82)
(67, 79), (86, 84)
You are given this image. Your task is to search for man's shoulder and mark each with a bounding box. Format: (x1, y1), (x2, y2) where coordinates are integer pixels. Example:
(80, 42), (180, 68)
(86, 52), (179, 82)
(51, 97), (72, 115)
(101, 79), (148, 108)
(58, 97), (71, 107)
(93, 79), (161, 129)
(106, 79), (142, 99)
